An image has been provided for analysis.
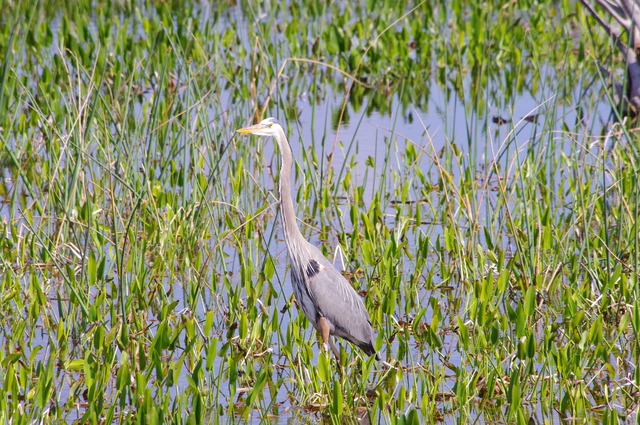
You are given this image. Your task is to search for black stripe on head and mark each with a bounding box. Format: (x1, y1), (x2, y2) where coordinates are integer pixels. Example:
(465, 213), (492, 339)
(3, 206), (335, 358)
(306, 259), (321, 278)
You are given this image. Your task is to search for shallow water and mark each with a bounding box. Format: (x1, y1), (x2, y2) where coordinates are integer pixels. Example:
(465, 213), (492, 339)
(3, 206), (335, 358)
(1, 66), (610, 424)
(2, 1), (635, 423)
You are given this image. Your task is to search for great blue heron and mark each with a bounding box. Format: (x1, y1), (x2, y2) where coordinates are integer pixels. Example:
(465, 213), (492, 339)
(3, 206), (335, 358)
(237, 117), (378, 360)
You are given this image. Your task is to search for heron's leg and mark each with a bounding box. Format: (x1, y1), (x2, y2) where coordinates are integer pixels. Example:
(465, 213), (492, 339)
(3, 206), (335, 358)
(328, 338), (340, 360)
(318, 317), (340, 360)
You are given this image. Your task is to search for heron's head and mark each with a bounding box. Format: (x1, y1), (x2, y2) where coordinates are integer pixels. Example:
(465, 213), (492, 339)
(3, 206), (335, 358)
(236, 117), (281, 137)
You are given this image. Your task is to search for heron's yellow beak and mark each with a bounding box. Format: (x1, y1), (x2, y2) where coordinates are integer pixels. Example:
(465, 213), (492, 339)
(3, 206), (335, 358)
(236, 123), (263, 133)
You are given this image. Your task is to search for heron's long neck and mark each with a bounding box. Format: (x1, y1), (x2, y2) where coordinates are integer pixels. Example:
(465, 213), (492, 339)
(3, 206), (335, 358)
(275, 130), (305, 250)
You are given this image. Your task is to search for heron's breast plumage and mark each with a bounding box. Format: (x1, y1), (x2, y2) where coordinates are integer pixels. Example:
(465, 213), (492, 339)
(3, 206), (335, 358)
(289, 259), (321, 327)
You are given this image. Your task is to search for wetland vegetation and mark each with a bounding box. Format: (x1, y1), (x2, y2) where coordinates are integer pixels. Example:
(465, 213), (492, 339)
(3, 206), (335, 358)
(0, 0), (639, 423)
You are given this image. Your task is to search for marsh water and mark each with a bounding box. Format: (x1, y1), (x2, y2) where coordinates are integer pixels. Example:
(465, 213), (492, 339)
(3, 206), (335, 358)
(1, 1), (637, 424)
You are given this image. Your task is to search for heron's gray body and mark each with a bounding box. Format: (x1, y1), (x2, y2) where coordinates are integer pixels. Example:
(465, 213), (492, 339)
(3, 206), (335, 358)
(237, 117), (377, 359)
(286, 236), (376, 356)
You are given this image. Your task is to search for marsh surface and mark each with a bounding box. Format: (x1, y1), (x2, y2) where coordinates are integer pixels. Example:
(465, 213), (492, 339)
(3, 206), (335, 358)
(0, 1), (638, 424)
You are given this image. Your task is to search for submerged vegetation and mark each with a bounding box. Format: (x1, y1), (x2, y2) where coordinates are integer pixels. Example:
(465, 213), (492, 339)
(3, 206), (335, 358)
(0, 0), (638, 423)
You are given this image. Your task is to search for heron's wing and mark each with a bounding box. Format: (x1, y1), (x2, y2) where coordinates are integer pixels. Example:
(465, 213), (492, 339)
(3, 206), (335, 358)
(305, 253), (375, 353)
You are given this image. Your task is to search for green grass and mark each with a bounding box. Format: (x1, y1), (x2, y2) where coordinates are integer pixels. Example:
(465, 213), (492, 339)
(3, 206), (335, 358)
(0, 0), (638, 424)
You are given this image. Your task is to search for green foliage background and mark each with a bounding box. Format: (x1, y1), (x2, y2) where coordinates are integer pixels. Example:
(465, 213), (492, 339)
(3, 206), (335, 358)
(0, 1), (638, 424)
